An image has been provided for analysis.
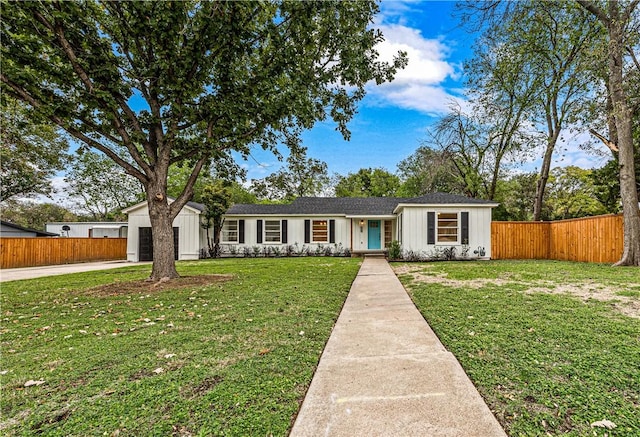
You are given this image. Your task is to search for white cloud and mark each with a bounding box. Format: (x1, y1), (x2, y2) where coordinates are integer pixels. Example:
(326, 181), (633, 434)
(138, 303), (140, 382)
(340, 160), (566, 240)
(377, 24), (454, 85)
(369, 82), (461, 115)
(367, 20), (464, 115)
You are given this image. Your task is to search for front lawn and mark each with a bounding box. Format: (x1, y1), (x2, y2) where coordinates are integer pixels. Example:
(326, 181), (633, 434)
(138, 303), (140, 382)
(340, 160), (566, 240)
(395, 260), (640, 437)
(0, 257), (361, 436)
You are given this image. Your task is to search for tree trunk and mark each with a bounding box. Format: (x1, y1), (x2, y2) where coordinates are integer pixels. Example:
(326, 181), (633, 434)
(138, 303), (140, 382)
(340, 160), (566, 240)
(147, 192), (180, 280)
(213, 218), (223, 258)
(533, 130), (560, 221)
(607, 1), (640, 266)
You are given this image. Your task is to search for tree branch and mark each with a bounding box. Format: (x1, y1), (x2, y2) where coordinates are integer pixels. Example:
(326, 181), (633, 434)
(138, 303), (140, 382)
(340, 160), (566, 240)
(32, 9), (95, 94)
(626, 46), (640, 71)
(1, 74), (148, 183)
(169, 155), (209, 219)
(576, 0), (609, 24)
(589, 128), (619, 152)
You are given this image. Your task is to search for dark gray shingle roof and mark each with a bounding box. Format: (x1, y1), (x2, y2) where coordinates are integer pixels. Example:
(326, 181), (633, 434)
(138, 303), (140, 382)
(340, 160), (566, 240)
(1, 220), (59, 237)
(186, 201), (205, 212)
(402, 193), (498, 205)
(225, 193), (497, 216)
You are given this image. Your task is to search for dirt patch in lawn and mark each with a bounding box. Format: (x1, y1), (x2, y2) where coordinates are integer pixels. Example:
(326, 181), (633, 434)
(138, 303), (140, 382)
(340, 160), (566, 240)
(82, 274), (234, 297)
(393, 264), (520, 288)
(394, 264), (640, 319)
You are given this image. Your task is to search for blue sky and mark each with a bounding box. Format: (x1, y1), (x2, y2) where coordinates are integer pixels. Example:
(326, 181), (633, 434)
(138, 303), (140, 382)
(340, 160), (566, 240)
(241, 0), (607, 183)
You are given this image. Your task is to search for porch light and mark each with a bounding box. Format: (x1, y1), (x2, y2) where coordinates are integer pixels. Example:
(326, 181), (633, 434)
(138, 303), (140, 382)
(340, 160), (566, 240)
(359, 219), (364, 232)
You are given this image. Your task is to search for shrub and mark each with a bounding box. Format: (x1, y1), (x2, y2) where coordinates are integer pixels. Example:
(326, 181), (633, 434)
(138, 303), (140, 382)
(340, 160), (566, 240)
(388, 240), (402, 260)
(442, 246), (456, 261)
(284, 245), (295, 257)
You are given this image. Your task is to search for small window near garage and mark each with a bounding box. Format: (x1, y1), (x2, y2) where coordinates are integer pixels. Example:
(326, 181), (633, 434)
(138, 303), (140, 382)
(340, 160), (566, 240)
(222, 220), (238, 242)
(437, 212), (458, 243)
(264, 220), (281, 243)
(312, 220), (328, 242)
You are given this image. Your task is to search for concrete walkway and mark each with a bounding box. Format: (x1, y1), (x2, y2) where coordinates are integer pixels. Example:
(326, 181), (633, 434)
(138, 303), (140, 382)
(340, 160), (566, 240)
(0, 261), (150, 282)
(290, 257), (506, 437)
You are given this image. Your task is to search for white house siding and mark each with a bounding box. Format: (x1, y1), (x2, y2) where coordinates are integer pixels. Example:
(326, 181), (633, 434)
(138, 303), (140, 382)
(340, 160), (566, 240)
(398, 206), (492, 258)
(46, 222), (127, 238)
(126, 205), (202, 262)
(221, 216), (351, 251)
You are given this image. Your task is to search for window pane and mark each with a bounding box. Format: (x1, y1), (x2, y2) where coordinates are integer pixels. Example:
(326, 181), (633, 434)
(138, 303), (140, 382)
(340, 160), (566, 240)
(222, 220), (238, 242)
(313, 220), (328, 242)
(265, 220), (280, 242)
(437, 213), (458, 243)
(384, 220), (392, 247)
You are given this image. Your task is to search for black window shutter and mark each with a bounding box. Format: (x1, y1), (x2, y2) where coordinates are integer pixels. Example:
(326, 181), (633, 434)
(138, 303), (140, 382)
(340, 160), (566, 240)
(256, 220), (263, 244)
(427, 212), (435, 245)
(461, 212), (469, 244)
(238, 220), (245, 244)
(304, 220), (310, 244)
(329, 219), (336, 243)
(281, 220), (288, 244)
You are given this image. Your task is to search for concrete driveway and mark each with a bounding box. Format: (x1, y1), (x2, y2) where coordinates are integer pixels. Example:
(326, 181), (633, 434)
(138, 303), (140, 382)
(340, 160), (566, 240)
(0, 261), (151, 282)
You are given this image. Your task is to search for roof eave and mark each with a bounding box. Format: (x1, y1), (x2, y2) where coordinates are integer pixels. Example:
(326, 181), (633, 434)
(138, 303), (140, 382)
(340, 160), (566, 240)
(393, 202), (499, 213)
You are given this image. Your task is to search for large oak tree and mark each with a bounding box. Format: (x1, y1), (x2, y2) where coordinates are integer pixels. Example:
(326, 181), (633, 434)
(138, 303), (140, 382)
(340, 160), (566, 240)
(2, 1), (405, 279)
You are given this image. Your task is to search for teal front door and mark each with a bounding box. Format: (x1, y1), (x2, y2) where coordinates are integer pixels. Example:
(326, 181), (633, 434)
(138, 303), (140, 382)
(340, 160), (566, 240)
(368, 220), (381, 249)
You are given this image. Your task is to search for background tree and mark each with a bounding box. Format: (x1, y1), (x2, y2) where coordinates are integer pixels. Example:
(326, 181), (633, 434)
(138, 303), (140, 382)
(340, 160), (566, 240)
(0, 96), (69, 201)
(166, 162), (215, 204)
(1, 199), (78, 231)
(250, 147), (329, 201)
(478, 2), (600, 221)
(545, 166), (608, 220)
(2, 1), (406, 279)
(200, 181), (232, 258)
(427, 100), (530, 200)
(492, 172), (539, 221)
(334, 168), (400, 197)
(578, 0), (640, 266)
(462, 33), (539, 201)
(65, 150), (145, 220)
(396, 146), (463, 197)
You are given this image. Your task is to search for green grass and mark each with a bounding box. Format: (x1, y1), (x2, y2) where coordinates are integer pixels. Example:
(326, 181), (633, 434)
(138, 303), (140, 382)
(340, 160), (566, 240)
(397, 260), (640, 437)
(0, 257), (361, 436)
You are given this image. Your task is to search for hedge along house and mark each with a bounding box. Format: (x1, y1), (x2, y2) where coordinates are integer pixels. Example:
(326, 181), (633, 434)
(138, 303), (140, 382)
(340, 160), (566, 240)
(123, 199), (208, 262)
(223, 193), (498, 257)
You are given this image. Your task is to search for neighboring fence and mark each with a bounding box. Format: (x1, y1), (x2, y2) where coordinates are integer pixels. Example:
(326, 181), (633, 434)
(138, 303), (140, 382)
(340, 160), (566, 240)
(0, 238), (127, 269)
(492, 214), (624, 263)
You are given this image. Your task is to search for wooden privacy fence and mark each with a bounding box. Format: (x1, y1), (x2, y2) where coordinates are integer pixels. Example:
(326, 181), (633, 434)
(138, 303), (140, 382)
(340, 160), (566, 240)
(492, 214), (624, 263)
(0, 238), (127, 269)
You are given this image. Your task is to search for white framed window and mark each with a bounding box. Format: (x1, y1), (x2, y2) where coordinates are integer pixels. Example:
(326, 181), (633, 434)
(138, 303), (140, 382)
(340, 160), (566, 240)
(312, 220), (328, 242)
(264, 220), (281, 243)
(437, 212), (458, 243)
(222, 220), (238, 243)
